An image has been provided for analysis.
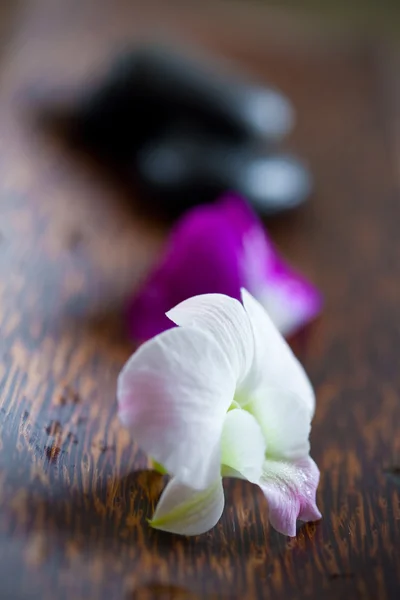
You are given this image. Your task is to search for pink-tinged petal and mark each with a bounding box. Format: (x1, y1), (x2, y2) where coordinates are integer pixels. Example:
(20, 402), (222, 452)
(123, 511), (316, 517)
(259, 456), (321, 537)
(254, 255), (322, 338)
(219, 195), (322, 337)
(118, 325), (235, 490)
(127, 193), (321, 342)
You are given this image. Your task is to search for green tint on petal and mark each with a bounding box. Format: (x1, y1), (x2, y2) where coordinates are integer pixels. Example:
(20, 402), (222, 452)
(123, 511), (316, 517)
(150, 459), (168, 475)
(228, 399), (241, 411)
(220, 408), (266, 484)
(245, 387), (310, 461)
(232, 389), (251, 408)
(150, 477), (224, 535)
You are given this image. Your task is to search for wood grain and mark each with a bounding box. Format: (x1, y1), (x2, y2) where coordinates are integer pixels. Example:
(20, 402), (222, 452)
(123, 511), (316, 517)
(0, 1), (399, 598)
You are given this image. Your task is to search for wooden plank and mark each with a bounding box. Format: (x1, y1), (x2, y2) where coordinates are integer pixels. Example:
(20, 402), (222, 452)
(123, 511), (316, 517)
(0, 2), (399, 598)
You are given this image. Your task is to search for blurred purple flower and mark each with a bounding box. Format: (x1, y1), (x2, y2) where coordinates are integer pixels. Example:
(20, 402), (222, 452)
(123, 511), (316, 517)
(127, 194), (322, 341)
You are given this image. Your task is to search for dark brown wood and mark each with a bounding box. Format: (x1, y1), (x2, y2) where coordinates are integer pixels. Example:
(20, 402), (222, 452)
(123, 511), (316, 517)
(0, 2), (399, 598)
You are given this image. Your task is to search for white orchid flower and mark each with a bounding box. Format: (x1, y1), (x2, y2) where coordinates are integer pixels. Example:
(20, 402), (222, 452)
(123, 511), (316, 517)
(118, 289), (321, 537)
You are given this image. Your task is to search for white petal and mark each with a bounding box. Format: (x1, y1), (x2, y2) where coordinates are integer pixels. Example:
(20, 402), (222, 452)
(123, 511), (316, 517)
(221, 409), (266, 483)
(167, 293), (254, 386)
(150, 476), (224, 535)
(245, 387), (311, 461)
(118, 326), (235, 489)
(241, 289), (315, 414)
(259, 456), (321, 537)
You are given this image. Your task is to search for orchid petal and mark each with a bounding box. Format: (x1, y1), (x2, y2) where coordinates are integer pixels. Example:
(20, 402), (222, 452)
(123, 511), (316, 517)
(126, 199), (243, 342)
(259, 456), (321, 537)
(127, 194), (321, 342)
(245, 387), (311, 461)
(226, 196), (322, 337)
(240, 288), (315, 414)
(150, 476), (224, 536)
(221, 408), (266, 483)
(167, 294), (254, 385)
(118, 326), (235, 489)
(256, 275), (322, 339)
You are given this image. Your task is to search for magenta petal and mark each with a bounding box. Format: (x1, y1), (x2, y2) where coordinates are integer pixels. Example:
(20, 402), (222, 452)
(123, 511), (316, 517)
(254, 245), (322, 338)
(127, 197), (243, 341)
(215, 195), (322, 336)
(259, 456), (321, 537)
(127, 193), (322, 342)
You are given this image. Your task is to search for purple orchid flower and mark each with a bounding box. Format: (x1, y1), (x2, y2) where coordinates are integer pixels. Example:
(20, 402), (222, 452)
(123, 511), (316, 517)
(127, 194), (321, 342)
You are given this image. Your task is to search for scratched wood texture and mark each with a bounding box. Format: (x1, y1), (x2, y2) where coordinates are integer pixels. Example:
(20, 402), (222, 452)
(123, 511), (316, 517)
(0, 1), (399, 599)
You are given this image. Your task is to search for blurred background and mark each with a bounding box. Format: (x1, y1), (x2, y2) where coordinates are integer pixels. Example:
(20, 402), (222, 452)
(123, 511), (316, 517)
(0, 2), (399, 402)
(0, 0), (399, 412)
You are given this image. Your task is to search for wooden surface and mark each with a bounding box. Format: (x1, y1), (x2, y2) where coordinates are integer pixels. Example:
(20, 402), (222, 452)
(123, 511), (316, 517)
(0, 1), (400, 598)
